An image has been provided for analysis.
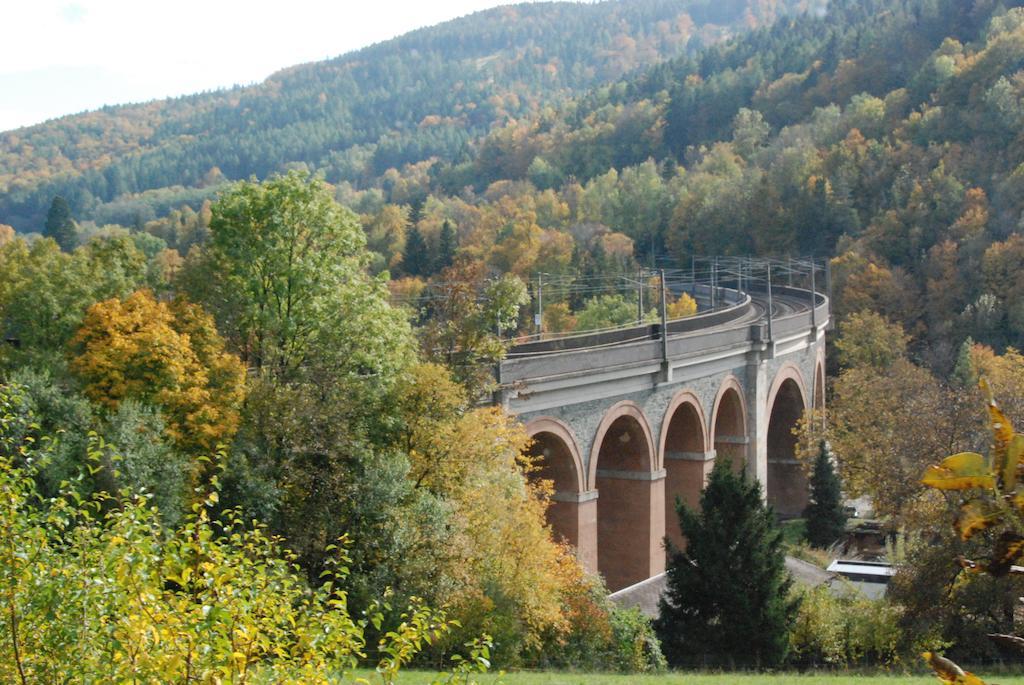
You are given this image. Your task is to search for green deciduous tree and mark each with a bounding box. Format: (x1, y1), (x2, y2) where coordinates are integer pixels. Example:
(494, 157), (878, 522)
(803, 440), (847, 549)
(575, 293), (639, 331)
(192, 170), (415, 382)
(656, 459), (796, 669)
(0, 236), (148, 373)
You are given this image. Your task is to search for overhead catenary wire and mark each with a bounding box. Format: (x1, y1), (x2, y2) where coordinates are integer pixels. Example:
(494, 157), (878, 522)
(390, 256), (824, 340)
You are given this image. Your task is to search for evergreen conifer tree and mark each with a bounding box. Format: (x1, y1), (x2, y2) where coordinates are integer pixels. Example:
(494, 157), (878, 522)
(44, 195), (77, 251)
(436, 220), (457, 271)
(951, 337), (977, 389)
(402, 225), (430, 277)
(656, 459), (796, 669)
(803, 440), (847, 549)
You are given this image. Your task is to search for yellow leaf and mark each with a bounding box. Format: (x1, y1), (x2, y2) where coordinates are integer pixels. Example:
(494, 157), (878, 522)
(955, 500), (1002, 540)
(923, 651), (965, 683)
(983, 378), (1015, 444)
(921, 452), (995, 490)
(1005, 434), (1024, 492)
(957, 673), (988, 685)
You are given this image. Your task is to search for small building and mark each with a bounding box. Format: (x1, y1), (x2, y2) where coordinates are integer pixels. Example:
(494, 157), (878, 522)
(826, 559), (895, 600)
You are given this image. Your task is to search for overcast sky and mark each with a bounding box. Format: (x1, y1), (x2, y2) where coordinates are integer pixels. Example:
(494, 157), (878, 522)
(0, 0), (529, 132)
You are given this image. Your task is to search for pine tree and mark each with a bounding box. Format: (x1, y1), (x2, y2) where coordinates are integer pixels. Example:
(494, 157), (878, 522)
(435, 220), (457, 272)
(403, 225), (430, 277)
(951, 337), (977, 389)
(803, 440), (847, 549)
(655, 458), (796, 669)
(44, 195), (77, 251)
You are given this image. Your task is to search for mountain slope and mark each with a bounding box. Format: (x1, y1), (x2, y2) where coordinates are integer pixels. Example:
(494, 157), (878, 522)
(0, 0), (817, 231)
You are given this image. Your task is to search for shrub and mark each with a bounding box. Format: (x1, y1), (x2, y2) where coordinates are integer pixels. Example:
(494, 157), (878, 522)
(0, 383), (470, 684)
(533, 563), (665, 673)
(788, 585), (902, 667)
(609, 606), (667, 673)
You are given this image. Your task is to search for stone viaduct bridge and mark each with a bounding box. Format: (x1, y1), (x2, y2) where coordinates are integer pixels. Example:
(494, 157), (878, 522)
(495, 260), (829, 592)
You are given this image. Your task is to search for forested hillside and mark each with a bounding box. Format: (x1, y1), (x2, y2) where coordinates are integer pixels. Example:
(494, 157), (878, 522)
(0, 0), (818, 231)
(412, 0), (1024, 367)
(11, 0), (1024, 675)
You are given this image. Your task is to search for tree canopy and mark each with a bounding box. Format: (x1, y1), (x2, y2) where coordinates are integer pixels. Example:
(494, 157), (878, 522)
(656, 459), (796, 669)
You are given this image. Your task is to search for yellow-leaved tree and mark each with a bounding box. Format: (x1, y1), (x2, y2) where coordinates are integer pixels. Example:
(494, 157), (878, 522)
(69, 290), (246, 458)
(392, 363), (608, 664)
(919, 381), (1024, 684)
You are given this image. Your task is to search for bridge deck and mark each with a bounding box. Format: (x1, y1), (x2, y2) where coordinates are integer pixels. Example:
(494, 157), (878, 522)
(501, 285), (827, 387)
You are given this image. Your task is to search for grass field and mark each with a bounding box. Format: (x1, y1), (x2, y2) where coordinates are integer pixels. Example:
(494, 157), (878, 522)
(355, 671), (1024, 684)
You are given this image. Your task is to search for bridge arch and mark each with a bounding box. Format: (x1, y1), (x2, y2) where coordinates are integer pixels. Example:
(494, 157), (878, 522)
(525, 418), (597, 572)
(659, 390), (710, 550)
(589, 401), (664, 591)
(766, 364), (809, 518)
(710, 376), (749, 476)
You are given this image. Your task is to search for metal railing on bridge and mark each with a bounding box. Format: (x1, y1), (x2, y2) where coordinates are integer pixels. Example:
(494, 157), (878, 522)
(390, 256), (829, 359)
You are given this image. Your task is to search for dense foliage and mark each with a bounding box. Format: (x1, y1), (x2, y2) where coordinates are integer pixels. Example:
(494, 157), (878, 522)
(656, 459), (796, 669)
(0, 0), (818, 231)
(788, 584), (902, 668)
(11, 0), (1024, 673)
(0, 385), (476, 684)
(0, 170), (666, 671)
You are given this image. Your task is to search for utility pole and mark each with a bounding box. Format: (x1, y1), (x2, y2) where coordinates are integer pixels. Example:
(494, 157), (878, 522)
(766, 263), (774, 343)
(660, 268), (669, 365)
(637, 267), (644, 325)
(810, 259), (817, 331)
(711, 257), (718, 309)
(535, 274), (543, 337)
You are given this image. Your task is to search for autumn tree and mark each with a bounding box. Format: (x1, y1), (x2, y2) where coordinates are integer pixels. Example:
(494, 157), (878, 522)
(69, 290), (246, 457)
(389, 362), (616, 663)
(825, 314), (975, 527)
(420, 261), (528, 393)
(916, 384), (1024, 681)
(364, 203), (410, 270)
(834, 310), (910, 370)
